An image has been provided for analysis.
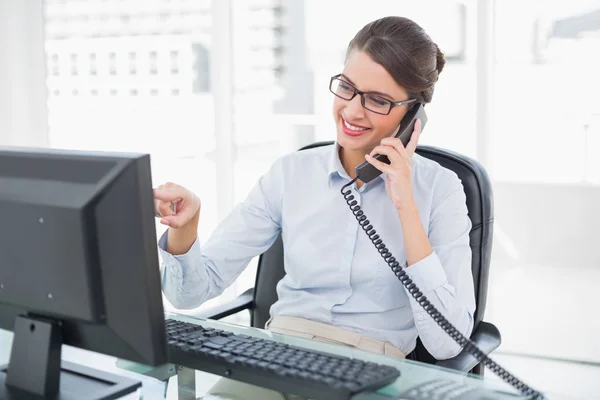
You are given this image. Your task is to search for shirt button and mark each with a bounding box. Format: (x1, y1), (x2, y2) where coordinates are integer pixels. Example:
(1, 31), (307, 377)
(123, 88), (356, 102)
(417, 315), (425, 322)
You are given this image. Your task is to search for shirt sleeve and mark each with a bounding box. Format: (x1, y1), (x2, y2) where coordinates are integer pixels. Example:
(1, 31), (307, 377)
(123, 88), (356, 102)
(160, 157), (285, 310)
(404, 169), (476, 360)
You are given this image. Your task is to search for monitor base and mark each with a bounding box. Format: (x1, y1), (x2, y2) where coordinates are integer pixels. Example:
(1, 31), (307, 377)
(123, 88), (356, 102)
(0, 315), (141, 399)
(0, 361), (141, 400)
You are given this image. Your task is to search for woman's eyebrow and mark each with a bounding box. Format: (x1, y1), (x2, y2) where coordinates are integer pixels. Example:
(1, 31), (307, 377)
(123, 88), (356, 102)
(340, 74), (394, 100)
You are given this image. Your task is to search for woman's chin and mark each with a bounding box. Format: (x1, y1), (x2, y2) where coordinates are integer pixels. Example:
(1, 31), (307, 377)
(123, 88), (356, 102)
(337, 132), (370, 151)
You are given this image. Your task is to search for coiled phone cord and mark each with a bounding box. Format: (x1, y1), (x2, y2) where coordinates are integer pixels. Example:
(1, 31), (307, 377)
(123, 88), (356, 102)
(341, 178), (544, 400)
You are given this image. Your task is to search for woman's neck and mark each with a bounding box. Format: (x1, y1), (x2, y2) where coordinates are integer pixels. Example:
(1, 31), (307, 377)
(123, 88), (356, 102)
(339, 147), (370, 187)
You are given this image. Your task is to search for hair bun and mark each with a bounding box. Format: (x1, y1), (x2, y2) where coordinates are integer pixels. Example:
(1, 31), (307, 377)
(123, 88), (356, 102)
(436, 45), (446, 74)
(348, 16), (446, 104)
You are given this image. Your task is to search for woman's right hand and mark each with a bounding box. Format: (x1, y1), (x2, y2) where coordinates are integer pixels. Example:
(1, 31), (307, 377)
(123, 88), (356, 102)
(154, 182), (201, 229)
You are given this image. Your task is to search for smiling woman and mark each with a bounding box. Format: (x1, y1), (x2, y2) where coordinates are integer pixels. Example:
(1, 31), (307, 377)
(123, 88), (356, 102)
(154, 15), (477, 400)
(332, 17), (445, 177)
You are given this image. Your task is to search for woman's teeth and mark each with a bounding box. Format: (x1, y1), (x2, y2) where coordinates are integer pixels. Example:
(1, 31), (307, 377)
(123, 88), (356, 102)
(344, 119), (368, 131)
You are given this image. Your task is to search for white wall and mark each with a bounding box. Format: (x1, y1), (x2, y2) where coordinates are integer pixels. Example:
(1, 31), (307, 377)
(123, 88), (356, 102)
(0, 0), (48, 147)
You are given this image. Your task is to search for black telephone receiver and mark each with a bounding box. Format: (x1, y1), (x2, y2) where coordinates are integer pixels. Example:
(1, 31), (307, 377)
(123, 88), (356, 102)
(340, 103), (544, 399)
(354, 103), (428, 184)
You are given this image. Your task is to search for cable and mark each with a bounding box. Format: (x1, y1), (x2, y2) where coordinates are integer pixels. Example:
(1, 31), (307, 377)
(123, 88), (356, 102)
(341, 178), (544, 399)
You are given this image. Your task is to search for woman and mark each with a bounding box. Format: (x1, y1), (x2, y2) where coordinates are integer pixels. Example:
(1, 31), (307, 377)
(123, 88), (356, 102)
(155, 16), (475, 399)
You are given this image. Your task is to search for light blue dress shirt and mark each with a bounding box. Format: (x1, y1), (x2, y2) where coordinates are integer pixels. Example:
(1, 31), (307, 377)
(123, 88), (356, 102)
(159, 143), (476, 359)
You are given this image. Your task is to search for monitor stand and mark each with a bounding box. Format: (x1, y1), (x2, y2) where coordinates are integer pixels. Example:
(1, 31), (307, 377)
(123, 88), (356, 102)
(0, 316), (141, 400)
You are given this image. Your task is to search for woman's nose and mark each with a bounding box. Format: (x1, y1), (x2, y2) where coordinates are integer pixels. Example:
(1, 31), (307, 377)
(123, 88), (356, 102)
(343, 94), (365, 119)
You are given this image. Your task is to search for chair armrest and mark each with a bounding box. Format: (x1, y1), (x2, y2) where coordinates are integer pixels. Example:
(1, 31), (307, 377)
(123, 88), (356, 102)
(435, 321), (501, 372)
(191, 288), (254, 320)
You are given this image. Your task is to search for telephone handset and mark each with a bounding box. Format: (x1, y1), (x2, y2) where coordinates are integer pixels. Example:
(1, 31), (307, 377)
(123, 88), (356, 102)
(340, 103), (544, 399)
(354, 103), (428, 184)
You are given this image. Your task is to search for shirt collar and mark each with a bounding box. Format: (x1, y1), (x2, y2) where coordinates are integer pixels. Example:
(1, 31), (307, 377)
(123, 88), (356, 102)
(327, 142), (387, 187)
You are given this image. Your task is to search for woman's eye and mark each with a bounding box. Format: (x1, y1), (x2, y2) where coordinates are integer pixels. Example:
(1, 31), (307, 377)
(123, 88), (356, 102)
(367, 95), (388, 107)
(339, 82), (353, 92)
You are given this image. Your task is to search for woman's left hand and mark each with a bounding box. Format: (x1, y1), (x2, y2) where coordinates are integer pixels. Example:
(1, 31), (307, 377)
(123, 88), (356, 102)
(365, 119), (422, 212)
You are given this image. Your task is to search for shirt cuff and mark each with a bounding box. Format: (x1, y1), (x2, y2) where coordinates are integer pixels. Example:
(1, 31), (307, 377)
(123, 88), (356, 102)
(157, 230), (200, 279)
(405, 251), (448, 294)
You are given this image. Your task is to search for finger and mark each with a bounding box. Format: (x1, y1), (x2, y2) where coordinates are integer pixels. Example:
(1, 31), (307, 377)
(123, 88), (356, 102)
(364, 154), (394, 175)
(369, 145), (402, 165)
(405, 119), (422, 156)
(380, 137), (409, 160)
(160, 215), (188, 229)
(154, 199), (163, 217)
(154, 187), (183, 202)
(158, 217), (171, 227)
(156, 201), (176, 217)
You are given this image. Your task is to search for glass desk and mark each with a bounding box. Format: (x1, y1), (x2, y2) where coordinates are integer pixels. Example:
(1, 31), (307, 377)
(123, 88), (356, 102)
(0, 313), (581, 400)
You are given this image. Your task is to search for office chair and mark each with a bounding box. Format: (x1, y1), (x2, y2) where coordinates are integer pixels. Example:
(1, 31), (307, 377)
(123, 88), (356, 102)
(198, 142), (500, 375)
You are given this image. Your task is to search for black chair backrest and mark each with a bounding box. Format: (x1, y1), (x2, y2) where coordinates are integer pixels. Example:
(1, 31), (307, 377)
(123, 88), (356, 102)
(250, 142), (494, 362)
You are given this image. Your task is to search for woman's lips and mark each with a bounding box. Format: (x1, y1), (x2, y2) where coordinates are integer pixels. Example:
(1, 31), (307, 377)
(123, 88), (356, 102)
(341, 117), (371, 136)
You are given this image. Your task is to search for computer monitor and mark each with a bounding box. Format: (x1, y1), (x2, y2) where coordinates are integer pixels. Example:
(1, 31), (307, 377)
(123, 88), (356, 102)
(0, 147), (167, 399)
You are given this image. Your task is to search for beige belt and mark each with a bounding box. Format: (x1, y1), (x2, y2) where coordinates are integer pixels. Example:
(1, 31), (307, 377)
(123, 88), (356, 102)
(265, 315), (405, 359)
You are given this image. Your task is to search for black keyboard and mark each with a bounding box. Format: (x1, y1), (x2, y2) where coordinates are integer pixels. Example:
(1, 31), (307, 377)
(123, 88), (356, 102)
(165, 319), (400, 400)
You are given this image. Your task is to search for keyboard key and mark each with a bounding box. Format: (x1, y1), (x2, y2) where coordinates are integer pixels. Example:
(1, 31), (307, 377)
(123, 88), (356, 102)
(324, 377), (336, 385)
(204, 342), (225, 351)
(209, 336), (231, 345)
(257, 361), (270, 369)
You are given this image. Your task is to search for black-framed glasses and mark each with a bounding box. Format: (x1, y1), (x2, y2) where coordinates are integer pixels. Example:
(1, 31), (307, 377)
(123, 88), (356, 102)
(329, 74), (416, 115)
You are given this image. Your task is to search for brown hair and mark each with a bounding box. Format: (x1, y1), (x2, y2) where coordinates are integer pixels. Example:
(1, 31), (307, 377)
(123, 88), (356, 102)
(347, 16), (445, 104)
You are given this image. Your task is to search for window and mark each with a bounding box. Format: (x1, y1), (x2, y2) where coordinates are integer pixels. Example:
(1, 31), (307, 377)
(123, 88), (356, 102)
(108, 52), (116, 75)
(492, 2), (600, 184)
(70, 54), (78, 76)
(128, 51), (136, 74)
(89, 53), (97, 75)
(170, 50), (179, 74)
(43, 2), (216, 256)
(191, 43), (209, 93)
(149, 51), (158, 74)
(50, 54), (59, 76)
(487, 0), (600, 371)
